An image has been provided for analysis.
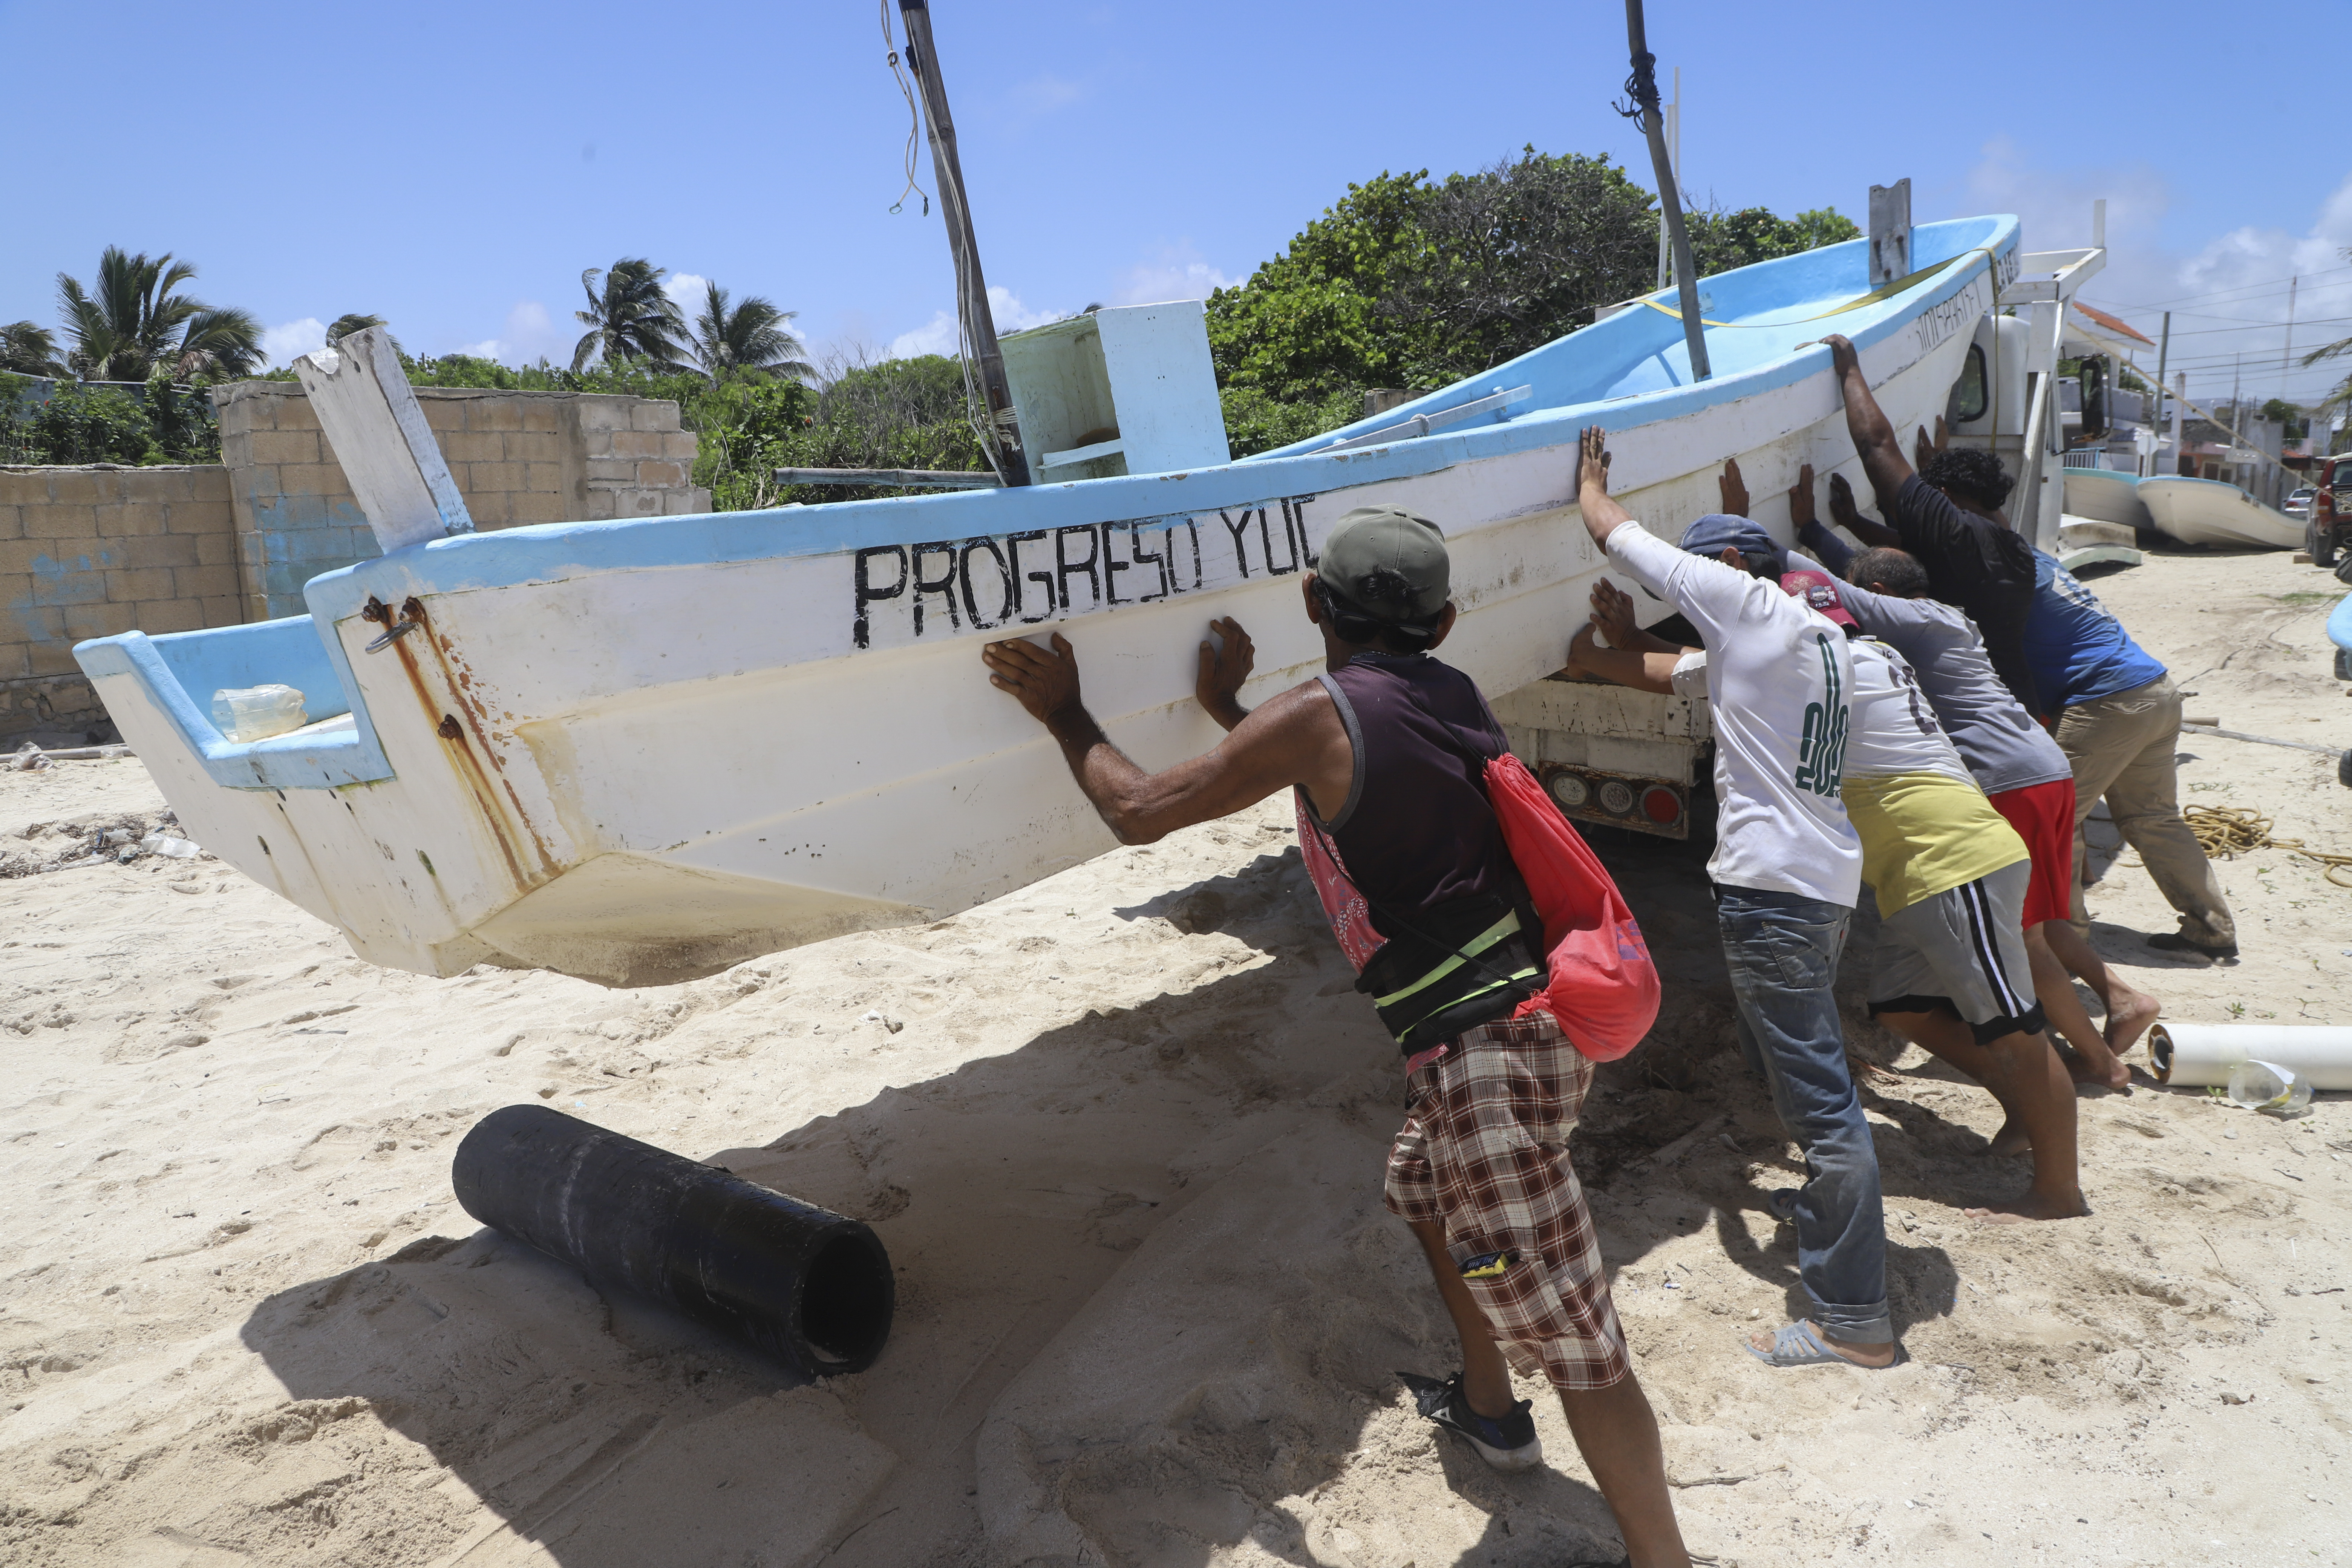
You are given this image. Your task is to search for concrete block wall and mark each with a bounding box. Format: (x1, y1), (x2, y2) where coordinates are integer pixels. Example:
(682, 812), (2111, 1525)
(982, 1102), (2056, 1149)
(0, 465), (240, 742)
(214, 384), (711, 620)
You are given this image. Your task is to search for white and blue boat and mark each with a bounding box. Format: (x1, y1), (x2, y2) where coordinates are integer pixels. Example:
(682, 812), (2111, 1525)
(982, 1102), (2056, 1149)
(75, 216), (2022, 985)
(2136, 473), (2301, 551)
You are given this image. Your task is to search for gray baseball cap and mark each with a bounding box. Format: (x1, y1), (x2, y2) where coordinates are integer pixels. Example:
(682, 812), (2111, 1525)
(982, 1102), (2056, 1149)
(1318, 505), (1450, 623)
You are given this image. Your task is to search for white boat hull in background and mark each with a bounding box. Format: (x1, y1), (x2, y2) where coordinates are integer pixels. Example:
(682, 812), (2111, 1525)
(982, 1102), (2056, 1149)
(2061, 466), (2151, 531)
(2136, 476), (2301, 550)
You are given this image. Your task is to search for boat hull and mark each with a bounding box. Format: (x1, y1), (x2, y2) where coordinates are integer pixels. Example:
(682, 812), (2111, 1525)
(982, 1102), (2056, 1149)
(2061, 466), (2152, 531)
(2136, 476), (2301, 550)
(78, 219), (2019, 984)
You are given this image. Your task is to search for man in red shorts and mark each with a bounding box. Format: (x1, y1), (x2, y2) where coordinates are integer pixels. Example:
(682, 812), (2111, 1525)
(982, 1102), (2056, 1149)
(982, 505), (1690, 1568)
(1782, 519), (2161, 1087)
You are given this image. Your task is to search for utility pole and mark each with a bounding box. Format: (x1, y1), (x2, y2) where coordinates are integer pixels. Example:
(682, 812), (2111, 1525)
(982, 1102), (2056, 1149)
(1622, 1), (1709, 380)
(897, 1), (1030, 485)
(1653, 67), (1680, 292)
(2172, 372), (2186, 476)
(2281, 274), (2299, 401)
(2150, 311), (2170, 476)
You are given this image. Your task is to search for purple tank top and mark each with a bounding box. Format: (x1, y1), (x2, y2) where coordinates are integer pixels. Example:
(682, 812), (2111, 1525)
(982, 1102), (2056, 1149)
(1305, 652), (1519, 937)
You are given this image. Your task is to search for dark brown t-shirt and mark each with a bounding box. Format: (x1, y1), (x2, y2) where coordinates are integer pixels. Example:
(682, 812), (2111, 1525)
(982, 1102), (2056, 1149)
(1304, 651), (1518, 936)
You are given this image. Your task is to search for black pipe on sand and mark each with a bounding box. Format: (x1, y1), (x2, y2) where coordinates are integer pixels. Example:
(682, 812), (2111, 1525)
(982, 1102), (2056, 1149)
(452, 1104), (894, 1376)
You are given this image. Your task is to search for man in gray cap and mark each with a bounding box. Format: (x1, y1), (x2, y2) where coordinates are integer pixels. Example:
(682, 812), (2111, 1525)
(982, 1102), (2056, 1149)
(1563, 428), (1896, 1370)
(983, 502), (1691, 1568)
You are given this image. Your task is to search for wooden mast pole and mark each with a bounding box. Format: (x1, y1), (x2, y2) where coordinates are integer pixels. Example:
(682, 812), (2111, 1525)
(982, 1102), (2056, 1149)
(1622, 0), (1710, 381)
(897, 1), (1030, 485)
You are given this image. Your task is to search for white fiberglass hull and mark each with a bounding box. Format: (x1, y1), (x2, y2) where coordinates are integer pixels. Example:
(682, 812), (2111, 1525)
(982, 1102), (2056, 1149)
(2136, 476), (2300, 550)
(78, 219), (2019, 985)
(2061, 466), (2152, 531)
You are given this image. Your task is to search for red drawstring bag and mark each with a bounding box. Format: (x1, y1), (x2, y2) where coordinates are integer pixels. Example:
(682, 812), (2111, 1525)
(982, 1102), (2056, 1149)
(1295, 750), (1658, 1063)
(1484, 752), (1659, 1061)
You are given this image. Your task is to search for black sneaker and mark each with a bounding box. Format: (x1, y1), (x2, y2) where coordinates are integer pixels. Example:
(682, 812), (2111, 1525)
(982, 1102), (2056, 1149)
(1400, 1370), (1544, 1472)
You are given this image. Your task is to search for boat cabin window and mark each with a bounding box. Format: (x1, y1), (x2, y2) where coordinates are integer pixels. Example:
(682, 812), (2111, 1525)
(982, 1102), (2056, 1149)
(1948, 344), (1988, 424)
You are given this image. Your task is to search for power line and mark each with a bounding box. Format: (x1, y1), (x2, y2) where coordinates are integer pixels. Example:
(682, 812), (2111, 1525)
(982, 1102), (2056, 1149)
(2094, 262), (2352, 311)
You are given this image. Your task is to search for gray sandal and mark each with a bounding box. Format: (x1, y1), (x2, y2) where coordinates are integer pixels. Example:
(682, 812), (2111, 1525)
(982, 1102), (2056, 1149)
(1743, 1320), (1905, 1369)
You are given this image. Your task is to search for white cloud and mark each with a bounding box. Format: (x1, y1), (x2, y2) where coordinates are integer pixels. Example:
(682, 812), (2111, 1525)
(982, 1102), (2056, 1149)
(1959, 142), (2352, 408)
(888, 285), (1065, 358)
(261, 317), (327, 368)
(663, 272), (710, 324)
(1113, 243), (1237, 306)
(455, 301), (572, 367)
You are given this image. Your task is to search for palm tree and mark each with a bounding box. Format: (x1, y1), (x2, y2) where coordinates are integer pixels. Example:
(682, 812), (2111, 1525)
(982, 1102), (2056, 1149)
(55, 247), (263, 382)
(326, 313), (388, 344)
(1, 321), (66, 376)
(572, 259), (691, 373)
(689, 281), (813, 383)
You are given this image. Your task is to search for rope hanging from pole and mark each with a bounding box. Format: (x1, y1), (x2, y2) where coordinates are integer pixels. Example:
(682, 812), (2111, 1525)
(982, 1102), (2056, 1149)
(879, 1), (931, 217)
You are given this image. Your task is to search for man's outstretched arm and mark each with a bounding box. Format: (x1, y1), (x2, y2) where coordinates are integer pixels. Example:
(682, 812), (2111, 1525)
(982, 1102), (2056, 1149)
(1822, 334), (1915, 514)
(1574, 425), (1635, 549)
(983, 631), (1349, 844)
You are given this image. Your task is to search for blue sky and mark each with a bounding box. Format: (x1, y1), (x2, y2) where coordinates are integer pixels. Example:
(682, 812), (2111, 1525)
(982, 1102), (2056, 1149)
(5, 0), (2347, 406)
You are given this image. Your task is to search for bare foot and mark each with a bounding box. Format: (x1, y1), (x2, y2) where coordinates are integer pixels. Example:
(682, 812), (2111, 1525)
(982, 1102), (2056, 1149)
(1988, 1117), (2032, 1156)
(1966, 1190), (2090, 1224)
(1746, 1320), (1898, 1367)
(2104, 988), (2161, 1059)
(2063, 1047), (2130, 1090)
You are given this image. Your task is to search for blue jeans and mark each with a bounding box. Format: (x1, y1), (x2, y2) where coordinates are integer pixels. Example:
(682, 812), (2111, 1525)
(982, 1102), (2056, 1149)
(1715, 884), (1892, 1345)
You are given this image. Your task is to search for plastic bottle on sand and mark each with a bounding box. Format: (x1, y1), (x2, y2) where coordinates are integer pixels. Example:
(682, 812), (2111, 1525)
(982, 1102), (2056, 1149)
(2226, 1060), (2313, 1114)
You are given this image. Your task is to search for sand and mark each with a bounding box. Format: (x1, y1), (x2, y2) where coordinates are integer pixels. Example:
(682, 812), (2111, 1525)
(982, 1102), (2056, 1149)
(3, 543), (2349, 1568)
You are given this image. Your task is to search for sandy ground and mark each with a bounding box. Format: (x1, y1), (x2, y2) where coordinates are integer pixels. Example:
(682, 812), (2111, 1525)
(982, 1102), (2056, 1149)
(3, 543), (2350, 1568)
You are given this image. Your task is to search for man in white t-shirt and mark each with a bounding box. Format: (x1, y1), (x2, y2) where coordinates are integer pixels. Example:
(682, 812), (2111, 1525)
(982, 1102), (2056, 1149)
(1563, 427), (1895, 1370)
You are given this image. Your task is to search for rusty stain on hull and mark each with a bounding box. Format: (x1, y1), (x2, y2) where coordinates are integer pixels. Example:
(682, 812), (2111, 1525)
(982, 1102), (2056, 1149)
(401, 596), (562, 874)
(374, 597), (559, 894)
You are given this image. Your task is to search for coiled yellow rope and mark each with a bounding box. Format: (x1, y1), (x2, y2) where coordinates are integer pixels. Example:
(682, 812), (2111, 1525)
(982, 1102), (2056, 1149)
(2185, 804), (2352, 889)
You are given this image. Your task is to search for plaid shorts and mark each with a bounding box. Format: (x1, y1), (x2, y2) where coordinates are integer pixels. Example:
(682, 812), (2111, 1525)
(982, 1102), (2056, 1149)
(1383, 1009), (1629, 1391)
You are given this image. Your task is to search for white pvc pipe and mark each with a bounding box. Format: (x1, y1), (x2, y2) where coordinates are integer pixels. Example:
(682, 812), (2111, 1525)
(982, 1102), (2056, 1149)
(2150, 1023), (2352, 1089)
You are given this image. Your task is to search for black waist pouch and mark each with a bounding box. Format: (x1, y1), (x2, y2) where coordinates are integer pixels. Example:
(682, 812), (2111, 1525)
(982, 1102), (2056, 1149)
(1356, 890), (1548, 1055)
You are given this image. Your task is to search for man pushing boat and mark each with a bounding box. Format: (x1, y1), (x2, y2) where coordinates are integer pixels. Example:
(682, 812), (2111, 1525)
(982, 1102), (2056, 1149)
(982, 506), (1691, 1568)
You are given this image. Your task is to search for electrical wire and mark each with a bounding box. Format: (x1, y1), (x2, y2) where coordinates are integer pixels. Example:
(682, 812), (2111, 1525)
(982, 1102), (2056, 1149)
(2098, 263), (2352, 312)
(880, 2), (931, 217)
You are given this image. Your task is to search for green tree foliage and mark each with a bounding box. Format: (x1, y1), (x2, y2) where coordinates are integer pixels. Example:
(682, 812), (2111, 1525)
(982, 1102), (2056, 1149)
(19, 381), (161, 463)
(1206, 155), (1859, 455)
(2, 321), (65, 375)
(768, 354), (988, 502)
(688, 282), (814, 384)
(55, 247), (263, 382)
(573, 259), (692, 374)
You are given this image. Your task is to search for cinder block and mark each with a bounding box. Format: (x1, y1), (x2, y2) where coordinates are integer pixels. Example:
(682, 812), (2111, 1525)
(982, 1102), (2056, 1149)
(636, 460), (687, 488)
(469, 462), (525, 494)
(202, 594), (245, 627)
(574, 398), (632, 433)
(0, 643), (29, 681)
(422, 399), (467, 432)
(251, 429), (321, 467)
(0, 505), (20, 542)
(630, 402), (680, 432)
(189, 466), (233, 502)
(520, 401), (560, 433)
(507, 491), (568, 524)
(503, 430), (563, 464)
(175, 564), (239, 599)
(136, 598), (204, 635)
(583, 457), (638, 483)
(99, 501), (172, 538)
(270, 396), (320, 430)
(0, 539), (48, 574)
(518, 461), (564, 493)
(119, 534), (200, 569)
(658, 431), (699, 462)
(470, 400), (522, 433)
(26, 640), (81, 677)
(617, 488), (663, 517)
(0, 472), (49, 505)
(220, 430), (256, 470)
(466, 490), (511, 526)
(44, 471), (104, 505)
(104, 567), (176, 602)
(271, 462), (341, 498)
(196, 530), (240, 567)
(439, 430), (503, 464)
(605, 430), (665, 459)
(60, 601), (136, 642)
(0, 571), (29, 610)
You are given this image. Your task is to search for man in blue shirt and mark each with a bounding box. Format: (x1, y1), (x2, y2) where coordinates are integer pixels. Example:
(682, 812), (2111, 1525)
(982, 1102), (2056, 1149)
(2025, 554), (2239, 958)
